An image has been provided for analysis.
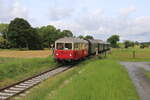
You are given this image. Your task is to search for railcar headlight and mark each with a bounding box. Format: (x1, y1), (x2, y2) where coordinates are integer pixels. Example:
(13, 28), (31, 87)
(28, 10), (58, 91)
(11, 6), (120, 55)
(56, 53), (58, 56)
(70, 54), (72, 56)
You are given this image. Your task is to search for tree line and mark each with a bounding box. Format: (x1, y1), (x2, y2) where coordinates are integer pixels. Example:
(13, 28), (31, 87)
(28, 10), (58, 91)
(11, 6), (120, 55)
(107, 35), (150, 48)
(0, 18), (95, 50)
(0, 18), (149, 50)
(0, 18), (74, 50)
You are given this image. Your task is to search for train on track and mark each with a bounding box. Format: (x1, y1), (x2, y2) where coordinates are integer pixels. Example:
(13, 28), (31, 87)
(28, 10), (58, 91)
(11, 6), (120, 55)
(54, 37), (110, 62)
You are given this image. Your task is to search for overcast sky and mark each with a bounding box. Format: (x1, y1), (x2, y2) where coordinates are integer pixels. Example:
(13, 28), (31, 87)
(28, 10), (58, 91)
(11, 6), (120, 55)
(0, 0), (150, 42)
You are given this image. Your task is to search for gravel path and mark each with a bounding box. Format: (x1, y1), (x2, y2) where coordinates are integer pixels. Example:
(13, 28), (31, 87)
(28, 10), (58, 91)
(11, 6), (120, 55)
(120, 62), (150, 100)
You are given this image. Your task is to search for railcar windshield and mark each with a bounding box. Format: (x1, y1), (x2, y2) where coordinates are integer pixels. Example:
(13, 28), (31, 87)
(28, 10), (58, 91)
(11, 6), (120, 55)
(56, 43), (64, 50)
(65, 43), (72, 50)
(56, 43), (72, 50)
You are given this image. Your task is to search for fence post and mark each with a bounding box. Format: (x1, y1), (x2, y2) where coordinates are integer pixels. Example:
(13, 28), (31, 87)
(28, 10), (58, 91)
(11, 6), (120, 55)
(133, 51), (135, 58)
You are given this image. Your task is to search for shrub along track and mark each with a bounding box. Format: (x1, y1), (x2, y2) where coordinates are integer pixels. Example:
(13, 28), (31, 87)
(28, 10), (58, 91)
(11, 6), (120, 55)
(0, 65), (75, 100)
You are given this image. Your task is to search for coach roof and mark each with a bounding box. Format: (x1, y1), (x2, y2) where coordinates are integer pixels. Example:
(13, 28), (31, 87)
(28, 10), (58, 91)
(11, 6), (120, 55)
(55, 37), (88, 43)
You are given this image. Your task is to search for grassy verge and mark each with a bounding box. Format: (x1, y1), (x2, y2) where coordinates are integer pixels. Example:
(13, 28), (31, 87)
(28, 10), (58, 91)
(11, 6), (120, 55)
(19, 59), (139, 100)
(108, 48), (150, 61)
(0, 57), (58, 88)
(0, 57), (20, 64)
(145, 72), (150, 79)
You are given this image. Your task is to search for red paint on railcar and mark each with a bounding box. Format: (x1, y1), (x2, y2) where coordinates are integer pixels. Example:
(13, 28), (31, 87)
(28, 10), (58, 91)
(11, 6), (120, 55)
(54, 49), (88, 60)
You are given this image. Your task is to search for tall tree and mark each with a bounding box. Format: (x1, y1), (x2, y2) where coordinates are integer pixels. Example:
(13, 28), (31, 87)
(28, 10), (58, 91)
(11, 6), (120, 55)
(7, 18), (43, 50)
(0, 24), (9, 39)
(124, 40), (131, 48)
(37, 25), (59, 48)
(84, 35), (94, 40)
(78, 35), (84, 39)
(107, 35), (120, 48)
(61, 30), (73, 37)
(37, 25), (74, 48)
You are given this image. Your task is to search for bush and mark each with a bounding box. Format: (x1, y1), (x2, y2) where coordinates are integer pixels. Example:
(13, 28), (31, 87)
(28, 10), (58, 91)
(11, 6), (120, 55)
(140, 44), (149, 48)
(0, 36), (11, 49)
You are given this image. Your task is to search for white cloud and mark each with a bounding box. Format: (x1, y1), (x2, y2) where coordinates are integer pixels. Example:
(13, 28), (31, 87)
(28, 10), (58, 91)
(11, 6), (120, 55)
(48, 7), (73, 20)
(50, 8), (150, 42)
(11, 0), (28, 18)
(0, 0), (28, 23)
(119, 6), (136, 16)
(0, 1), (149, 42)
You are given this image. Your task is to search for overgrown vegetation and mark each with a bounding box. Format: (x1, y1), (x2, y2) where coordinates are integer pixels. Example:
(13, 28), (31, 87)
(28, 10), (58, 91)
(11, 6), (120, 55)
(0, 57), (58, 88)
(19, 59), (139, 100)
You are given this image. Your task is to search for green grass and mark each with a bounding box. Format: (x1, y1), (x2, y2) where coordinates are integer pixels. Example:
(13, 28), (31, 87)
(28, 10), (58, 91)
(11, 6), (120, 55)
(0, 57), (58, 88)
(9, 48), (150, 99)
(19, 59), (139, 100)
(0, 57), (20, 64)
(145, 72), (150, 79)
(108, 48), (150, 61)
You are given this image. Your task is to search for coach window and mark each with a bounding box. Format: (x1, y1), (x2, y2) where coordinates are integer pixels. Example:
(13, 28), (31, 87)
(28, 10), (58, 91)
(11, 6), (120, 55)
(65, 43), (72, 50)
(57, 43), (64, 50)
(74, 43), (78, 50)
(85, 44), (88, 49)
(81, 43), (84, 49)
(79, 43), (81, 50)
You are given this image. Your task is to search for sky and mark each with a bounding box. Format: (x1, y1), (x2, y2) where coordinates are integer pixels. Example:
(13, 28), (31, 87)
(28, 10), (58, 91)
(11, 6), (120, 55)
(0, 0), (150, 42)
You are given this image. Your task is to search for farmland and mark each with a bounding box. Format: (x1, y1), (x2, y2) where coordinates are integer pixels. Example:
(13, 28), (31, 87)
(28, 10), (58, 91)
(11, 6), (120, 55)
(0, 48), (149, 100)
(0, 50), (51, 58)
(0, 50), (57, 88)
(108, 48), (150, 61)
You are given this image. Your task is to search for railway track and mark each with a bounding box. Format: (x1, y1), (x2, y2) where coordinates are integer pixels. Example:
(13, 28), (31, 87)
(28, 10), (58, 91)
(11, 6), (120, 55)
(0, 65), (73, 100)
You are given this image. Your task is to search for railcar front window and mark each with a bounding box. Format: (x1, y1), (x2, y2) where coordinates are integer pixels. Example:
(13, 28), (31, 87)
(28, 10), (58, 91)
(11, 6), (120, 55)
(57, 43), (64, 50)
(65, 43), (72, 50)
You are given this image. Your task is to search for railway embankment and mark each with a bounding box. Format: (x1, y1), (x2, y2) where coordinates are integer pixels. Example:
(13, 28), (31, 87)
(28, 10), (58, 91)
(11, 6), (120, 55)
(0, 57), (58, 89)
(19, 58), (139, 100)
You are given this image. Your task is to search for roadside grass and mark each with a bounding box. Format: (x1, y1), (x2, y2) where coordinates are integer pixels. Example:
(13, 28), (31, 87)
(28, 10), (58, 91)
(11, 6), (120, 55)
(108, 48), (150, 61)
(0, 56), (58, 88)
(145, 72), (150, 79)
(19, 59), (139, 100)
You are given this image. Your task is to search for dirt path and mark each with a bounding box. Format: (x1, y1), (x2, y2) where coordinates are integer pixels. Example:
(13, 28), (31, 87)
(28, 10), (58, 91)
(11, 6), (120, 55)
(120, 62), (150, 100)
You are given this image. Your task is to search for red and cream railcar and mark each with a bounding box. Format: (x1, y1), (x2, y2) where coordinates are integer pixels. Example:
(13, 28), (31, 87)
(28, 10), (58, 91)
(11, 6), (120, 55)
(54, 37), (89, 61)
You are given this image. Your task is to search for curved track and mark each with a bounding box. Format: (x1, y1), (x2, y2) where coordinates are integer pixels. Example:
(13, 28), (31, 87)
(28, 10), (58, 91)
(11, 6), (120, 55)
(0, 65), (73, 100)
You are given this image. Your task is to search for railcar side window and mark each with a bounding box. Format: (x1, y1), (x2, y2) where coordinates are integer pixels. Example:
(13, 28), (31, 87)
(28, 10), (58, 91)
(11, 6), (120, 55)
(74, 43), (78, 50)
(57, 43), (64, 50)
(65, 43), (72, 50)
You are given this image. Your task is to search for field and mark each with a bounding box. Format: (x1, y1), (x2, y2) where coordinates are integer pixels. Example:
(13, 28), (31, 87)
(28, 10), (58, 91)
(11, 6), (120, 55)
(0, 57), (58, 88)
(0, 48), (149, 99)
(0, 50), (51, 58)
(0, 50), (55, 88)
(108, 48), (150, 61)
(19, 59), (139, 100)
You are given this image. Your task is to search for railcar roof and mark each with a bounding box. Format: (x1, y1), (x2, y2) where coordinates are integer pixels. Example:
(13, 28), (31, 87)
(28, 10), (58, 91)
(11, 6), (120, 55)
(95, 39), (104, 43)
(55, 37), (88, 43)
(87, 39), (99, 44)
(103, 42), (110, 44)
